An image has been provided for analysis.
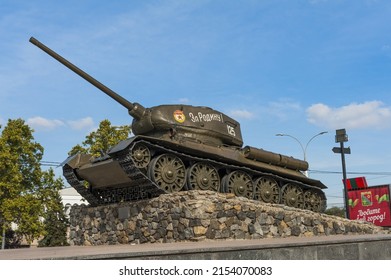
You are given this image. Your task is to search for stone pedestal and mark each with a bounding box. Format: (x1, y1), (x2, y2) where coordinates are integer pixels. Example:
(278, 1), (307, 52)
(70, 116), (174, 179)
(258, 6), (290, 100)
(69, 190), (384, 246)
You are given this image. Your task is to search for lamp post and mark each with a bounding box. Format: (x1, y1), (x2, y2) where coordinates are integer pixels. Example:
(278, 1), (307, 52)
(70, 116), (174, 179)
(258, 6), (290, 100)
(275, 131), (328, 177)
(333, 128), (351, 219)
(0, 211), (4, 250)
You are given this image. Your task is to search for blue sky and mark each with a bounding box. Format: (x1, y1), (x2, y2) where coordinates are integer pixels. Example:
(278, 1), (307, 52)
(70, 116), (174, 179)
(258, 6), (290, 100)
(1, 0), (391, 208)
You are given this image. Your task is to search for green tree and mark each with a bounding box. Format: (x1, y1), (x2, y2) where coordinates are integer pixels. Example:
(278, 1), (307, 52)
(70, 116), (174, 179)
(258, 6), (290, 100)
(38, 169), (69, 247)
(0, 119), (44, 245)
(1, 229), (23, 249)
(68, 119), (131, 157)
(324, 206), (346, 218)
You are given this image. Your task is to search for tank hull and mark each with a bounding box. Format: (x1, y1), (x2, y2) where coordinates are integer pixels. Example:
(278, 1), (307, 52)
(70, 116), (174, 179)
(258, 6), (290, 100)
(63, 135), (327, 212)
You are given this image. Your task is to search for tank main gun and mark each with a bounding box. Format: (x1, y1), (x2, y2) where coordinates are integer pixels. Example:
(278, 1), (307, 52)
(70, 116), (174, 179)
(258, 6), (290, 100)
(29, 37), (146, 119)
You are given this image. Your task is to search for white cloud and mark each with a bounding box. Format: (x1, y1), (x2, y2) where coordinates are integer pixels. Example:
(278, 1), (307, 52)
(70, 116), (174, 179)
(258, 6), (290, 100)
(27, 116), (65, 130)
(177, 98), (190, 104)
(25, 116), (96, 131)
(67, 117), (95, 130)
(266, 99), (302, 120)
(229, 109), (255, 120)
(306, 101), (391, 129)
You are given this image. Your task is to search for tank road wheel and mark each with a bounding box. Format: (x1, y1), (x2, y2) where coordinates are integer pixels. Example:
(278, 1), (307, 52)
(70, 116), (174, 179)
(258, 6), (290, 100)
(131, 143), (151, 169)
(254, 177), (280, 204)
(223, 170), (253, 199)
(304, 190), (323, 212)
(147, 154), (186, 193)
(281, 183), (304, 209)
(187, 162), (220, 191)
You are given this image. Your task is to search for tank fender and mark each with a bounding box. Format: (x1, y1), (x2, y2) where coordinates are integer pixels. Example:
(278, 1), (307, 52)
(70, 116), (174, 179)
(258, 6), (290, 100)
(62, 153), (93, 169)
(108, 136), (139, 155)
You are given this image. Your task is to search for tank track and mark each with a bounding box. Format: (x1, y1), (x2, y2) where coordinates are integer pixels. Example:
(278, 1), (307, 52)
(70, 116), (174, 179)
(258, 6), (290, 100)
(63, 165), (101, 206)
(94, 151), (165, 205)
(63, 139), (327, 211)
(63, 152), (165, 206)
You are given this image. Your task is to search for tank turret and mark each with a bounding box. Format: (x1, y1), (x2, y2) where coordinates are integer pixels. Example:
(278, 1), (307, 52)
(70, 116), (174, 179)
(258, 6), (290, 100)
(30, 37), (327, 212)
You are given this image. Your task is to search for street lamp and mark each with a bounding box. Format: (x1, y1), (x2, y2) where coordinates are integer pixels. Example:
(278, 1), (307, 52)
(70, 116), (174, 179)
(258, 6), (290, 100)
(275, 131), (328, 177)
(333, 128), (351, 219)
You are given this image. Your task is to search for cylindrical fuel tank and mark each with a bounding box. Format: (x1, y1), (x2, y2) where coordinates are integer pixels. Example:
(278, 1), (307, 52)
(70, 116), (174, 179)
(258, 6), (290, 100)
(241, 146), (309, 171)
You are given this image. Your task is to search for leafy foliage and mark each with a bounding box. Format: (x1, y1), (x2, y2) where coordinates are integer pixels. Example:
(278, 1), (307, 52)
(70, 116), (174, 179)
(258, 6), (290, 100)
(0, 119), (68, 247)
(324, 206), (346, 218)
(0, 118), (131, 248)
(0, 119), (44, 243)
(0, 229), (24, 249)
(38, 169), (69, 247)
(68, 119), (131, 157)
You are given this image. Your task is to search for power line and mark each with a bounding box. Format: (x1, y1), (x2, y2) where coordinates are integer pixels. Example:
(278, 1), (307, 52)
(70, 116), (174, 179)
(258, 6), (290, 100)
(40, 161), (62, 167)
(309, 170), (391, 176)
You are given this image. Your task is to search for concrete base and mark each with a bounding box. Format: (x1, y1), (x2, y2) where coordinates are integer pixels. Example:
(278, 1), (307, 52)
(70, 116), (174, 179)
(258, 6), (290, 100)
(1, 234), (391, 260)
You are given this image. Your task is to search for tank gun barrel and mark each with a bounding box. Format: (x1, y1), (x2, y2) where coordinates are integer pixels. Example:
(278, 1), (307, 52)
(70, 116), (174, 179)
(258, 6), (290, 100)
(29, 37), (146, 118)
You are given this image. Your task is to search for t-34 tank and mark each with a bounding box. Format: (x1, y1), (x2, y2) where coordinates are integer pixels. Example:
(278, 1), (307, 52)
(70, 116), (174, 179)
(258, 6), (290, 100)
(30, 37), (327, 212)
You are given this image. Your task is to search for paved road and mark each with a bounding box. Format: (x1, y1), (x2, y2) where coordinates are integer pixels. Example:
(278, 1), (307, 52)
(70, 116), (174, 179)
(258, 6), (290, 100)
(1, 234), (390, 260)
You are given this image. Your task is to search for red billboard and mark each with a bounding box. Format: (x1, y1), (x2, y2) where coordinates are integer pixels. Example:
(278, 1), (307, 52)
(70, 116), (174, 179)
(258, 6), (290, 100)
(347, 184), (391, 227)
